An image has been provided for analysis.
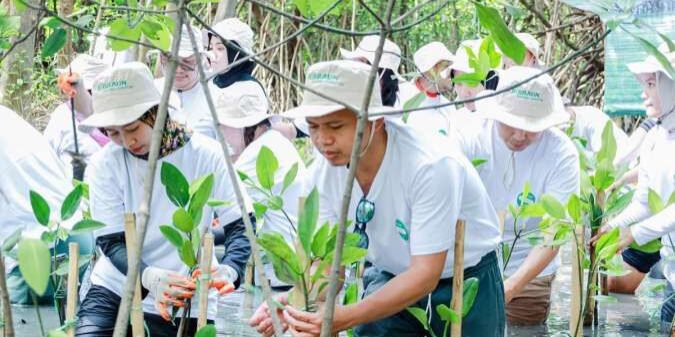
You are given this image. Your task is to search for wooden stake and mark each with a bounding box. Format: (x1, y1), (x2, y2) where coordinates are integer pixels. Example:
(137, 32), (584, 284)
(570, 227), (583, 337)
(66, 243), (79, 337)
(197, 233), (214, 330)
(124, 214), (145, 337)
(450, 220), (466, 337)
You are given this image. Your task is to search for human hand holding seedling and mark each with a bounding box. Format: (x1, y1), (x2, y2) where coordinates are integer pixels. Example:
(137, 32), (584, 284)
(192, 265), (236, 296)
(249, 293), (289, 337)
(141, 266), (196, 321)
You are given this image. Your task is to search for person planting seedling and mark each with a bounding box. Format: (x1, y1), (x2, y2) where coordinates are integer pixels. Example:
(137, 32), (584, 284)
(76, 62), (251, 337)
(454, 66), (580, 325)
(249, 60), (504, 337)
(593, 41), (675, 334)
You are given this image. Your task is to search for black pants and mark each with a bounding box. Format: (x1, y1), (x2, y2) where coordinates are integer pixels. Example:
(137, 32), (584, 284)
(76, 285), (212, 337)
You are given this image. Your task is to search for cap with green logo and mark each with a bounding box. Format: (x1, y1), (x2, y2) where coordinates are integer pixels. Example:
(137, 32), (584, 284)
(475, 66), (568, 132)
(82, 62), (161, 127)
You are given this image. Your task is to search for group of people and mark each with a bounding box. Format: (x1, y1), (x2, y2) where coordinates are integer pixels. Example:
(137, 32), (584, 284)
(1, 15), (674, 337)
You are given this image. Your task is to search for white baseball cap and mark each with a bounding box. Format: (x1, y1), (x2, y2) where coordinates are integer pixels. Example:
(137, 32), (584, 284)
(283, 60), (394, 120)
(627, 42), (675, 80)
(475, 66), (568, 132)
(516, 33), (541, 61)
(340, 36), (402, 74)
(414, 42), (454, 73)
(211, 18), (254, 54)
(82, 62), (161, 127)
(58, 54), (111, 90)
(175, 25), (204, 58)
(450, 39), (483, 73)
(215, 81), (269, 128)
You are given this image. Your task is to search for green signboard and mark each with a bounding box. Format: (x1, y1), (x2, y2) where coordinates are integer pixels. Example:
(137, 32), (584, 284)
(604, 1), (675, 116)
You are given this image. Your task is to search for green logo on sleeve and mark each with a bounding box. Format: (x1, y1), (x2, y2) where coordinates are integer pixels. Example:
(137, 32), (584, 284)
(395, 219), (409, 242)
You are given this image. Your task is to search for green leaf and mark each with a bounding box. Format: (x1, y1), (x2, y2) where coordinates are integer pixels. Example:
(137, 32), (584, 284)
(12, 0), (27, 12)
(173, 208), (194, 233)
(340, 246), (367, 266)
(604, 189), (635, 218)
(462, 277), (479, 317)
(161, 162), (190, 208)
(39, 16), (61, 29)
(436, 304), (460, 323)
(188, 174), (215, 222)
(595, 227), (620, 261)
(595, 294), (619, 303)
(179, 240), (197, 268)
(403, 92), (427, 112)
(597, 121), (617, 165)
(593, 158), (615, 191)
(630, 239), (662, 254)
(471, 158), (487, 168)
(160, 225), (184, 248)
(257, 146), (279, 191)
(253, 202), (268, 220)
(540, 194), (566, 220)
(141, 17), (171, 51)
(519, 203), (546, 218)
(206, 199), (231, 207)
(2, 227), (22, 252)
(70, 219), (106, 235)
(282, 162), (299, 194)
(343, 283), (358, 305)
(668, 191), (675, 206)
(567, 194), (582, 223)
(237, 170), (250, 182)
(17, 239), (51, 296)
(406, 307), (430, 330)
(257, 232), (302, 275)
(195, 324), (216, 337)
(107, 18), (142, 52)
(41, 28), (67, 58)
(474, 2), (526, 65)
(47, 329), (68, 337)
(61, 185), (83, 221)
(269, 253), (300, 284)
(268, 196), (284, 211)
(311, 222), (331, 258)
(648, 188), (665, 214)
(298, 187), (319, 255)
(53, 254), (92, 276)
(30, 190), (50, 227)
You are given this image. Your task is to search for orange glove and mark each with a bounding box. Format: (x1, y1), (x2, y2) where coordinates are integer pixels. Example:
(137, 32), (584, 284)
(57, 72), (80, 98)
(192, 265), (236, 296)
(141, 266), (196, 321)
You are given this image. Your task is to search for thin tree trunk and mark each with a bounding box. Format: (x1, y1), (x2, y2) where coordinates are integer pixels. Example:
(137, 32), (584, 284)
(214, 0), (237, 22)
(58, 0), (74, 66)
(0, 253), (15, 337)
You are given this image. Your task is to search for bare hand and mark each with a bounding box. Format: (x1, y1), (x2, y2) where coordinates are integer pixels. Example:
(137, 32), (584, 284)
(248, 294), (289, 337)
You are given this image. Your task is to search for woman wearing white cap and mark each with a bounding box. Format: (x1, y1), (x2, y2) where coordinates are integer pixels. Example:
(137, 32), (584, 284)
(214, 84), (307, 288)
(454, 66), (580, 325)
(76, 62), (251, 336)
(340, 35), (417, 107)
(450, 39), (500, 114)
(593, 42), (675, 331)
(156, 25), (217, 138)
(249, 60), (504, 337)
(44, 54), (111, 179)
(407, 41), (460, 136)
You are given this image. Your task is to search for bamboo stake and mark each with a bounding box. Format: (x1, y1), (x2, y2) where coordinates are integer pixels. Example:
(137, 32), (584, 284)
(197, 233), (214, 330)
(65, 243), (79, 337)
(111, 2), (185, 335)
(450, 220), (466, 337)
(570, 226), (583, 337)
(184, 18), (285, 336)
(0, 252), (14, 337)
(124, 214), (144, 337)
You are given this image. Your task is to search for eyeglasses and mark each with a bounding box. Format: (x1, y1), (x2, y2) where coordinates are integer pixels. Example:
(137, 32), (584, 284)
(353, 196), (375, 249)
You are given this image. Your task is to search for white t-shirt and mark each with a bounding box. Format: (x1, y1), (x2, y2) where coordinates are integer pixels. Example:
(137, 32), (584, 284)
(85, 133), (247, 319)
(608, 114), (675, 288)
(43, 103), (105, 167)
(154, 78), (216, 138)
(569, 106), (628, 156)
(308, 120), (500, 278)
(455, 120), (580, 277)
(0, 107), (76, 270)
(405, 95), (456, 137)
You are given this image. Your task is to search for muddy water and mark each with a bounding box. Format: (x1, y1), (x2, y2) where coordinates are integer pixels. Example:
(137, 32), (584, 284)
(11, 244), (668, 336)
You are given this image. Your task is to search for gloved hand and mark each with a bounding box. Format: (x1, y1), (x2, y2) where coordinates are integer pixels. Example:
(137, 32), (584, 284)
(191, 264), (237, 296)
(141, 266), (196, 321)
(57, 72), (81, 98)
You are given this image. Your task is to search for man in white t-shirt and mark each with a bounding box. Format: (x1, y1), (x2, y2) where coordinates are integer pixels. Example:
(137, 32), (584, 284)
(249, 60), (504, 337)
(405, 41), (459, 136)
(155, 24), (217, 138)
(214, 82), (307, 288)
(454, 66), (580, 325)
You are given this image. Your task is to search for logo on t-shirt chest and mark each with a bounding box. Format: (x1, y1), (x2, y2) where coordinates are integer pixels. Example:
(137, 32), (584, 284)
(395, 219), (409, 242)
(516, 192), (536, 206)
